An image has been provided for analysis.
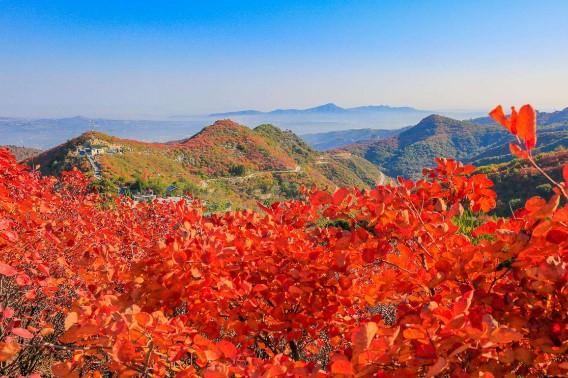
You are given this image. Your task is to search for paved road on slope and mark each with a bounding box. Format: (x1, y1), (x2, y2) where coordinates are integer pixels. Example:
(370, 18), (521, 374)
(86, 155), (102, 179)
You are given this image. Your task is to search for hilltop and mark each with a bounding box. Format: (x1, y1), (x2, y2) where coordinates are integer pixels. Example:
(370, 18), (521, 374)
(341, 113), (568, 178)
(29, 120), (386, 209)
(341, 115), (508, 178)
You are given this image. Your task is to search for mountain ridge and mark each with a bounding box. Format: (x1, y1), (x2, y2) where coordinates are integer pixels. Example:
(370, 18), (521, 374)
(210, 103), (426, 117)
(340, 112), (568, 179)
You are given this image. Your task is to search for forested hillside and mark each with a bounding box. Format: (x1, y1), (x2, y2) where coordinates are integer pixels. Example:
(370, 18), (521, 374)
(478, 149), (567, 215)
(342, 112), (568, 178)
(29, 120), (386, 209)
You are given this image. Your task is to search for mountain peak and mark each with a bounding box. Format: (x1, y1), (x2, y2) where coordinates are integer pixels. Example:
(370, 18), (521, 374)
(305, 103), (345, 113)
(209, 119), (243, 128)
(419, 114), (453, 123)
(176, 119), (249, 144)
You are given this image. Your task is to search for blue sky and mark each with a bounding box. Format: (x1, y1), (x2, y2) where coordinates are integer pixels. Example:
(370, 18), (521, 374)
(1, 0), (567, 117)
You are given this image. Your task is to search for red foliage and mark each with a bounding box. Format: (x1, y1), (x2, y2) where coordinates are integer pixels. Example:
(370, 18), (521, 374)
(1, 105), (567, 377)
(490, 104), (537, 154)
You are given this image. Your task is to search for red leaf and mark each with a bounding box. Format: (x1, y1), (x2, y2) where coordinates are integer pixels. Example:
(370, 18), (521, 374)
(332, 188), (350, 205)
(216, 340), (237, 360)
(338, 276), (352, 290)
(362, 248), (375, 263)
(547, 227), (568, 244)
(453, 290), (474, 315)
(517, 104), (537, 150)
(351, 322), (378, 354)
(15, 273), (31, 286)
(0, 341), (21, 362)
(0, 263), (17, 277)
(563, 164), (568, 183)
(426, 357), (447, 378)
(0, 230), (18, 242)
(3, 307), (15, 319)
(489, 105), (509, 129)
(331, 359), (353, 376)
(310, 191), (332, 206)
(64, 312), (79, 331)
(12, 327), (34, 339)
(509, 143), (528, 159)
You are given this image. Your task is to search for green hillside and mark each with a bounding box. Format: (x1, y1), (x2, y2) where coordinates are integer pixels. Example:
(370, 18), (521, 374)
(342, 113), (568, 179)
(477, 149), (567, 215)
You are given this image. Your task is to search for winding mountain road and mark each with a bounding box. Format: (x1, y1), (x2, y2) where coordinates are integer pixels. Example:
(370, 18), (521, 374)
(201, 165), (302, 187)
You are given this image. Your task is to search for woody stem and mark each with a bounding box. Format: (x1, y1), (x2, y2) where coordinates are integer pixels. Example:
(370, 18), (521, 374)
(527, 154), (568, 200)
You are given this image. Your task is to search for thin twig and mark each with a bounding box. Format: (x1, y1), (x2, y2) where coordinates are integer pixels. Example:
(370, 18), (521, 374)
(142, 341), (154, 378)
(527, 155), (567, 199)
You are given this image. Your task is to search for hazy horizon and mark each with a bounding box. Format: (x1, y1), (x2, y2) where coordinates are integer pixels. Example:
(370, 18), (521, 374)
(2, 0), (568, 118)
(0, 102), (489, 121)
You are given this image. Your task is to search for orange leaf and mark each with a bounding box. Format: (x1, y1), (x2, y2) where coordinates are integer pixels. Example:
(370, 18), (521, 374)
(191, 268), (202, 279)
(51, 361), (78, 378)
(0, 341), (20, 362)
(402, 328), (427, 340)
(351, 322), (378, 353)
(516, 104), (537, 150)
(490, 327), (522, 344)
(40, 327), (55, 336)
(426, 357), (447, 378)
(489, 105), (509, 130)
(331, 359), (354, 376)
(134, 312), (153, 327)
(64, 312), (78, 331)
(509, 143), (528, 159)
(0, 262), (17, 277)
(216, 340), (237, 360)
(525, 196), (546, 212)
(12, 327), (34, 339)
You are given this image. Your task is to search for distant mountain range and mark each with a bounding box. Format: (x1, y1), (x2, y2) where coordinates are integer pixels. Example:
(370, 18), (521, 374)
(29, 120), (386, 209)
(209, 103), (422, 117)
(0, 104), (485, 149)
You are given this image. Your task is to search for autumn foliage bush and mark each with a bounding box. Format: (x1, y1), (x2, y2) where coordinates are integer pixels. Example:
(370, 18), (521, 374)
(1, 105), (567, 377)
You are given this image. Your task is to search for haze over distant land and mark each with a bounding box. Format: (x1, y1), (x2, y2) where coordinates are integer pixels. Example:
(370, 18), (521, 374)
(0, 104), (483, 148)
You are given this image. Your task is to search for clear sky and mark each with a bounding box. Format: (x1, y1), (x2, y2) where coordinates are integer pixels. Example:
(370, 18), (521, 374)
(1, 0), (567, 118)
